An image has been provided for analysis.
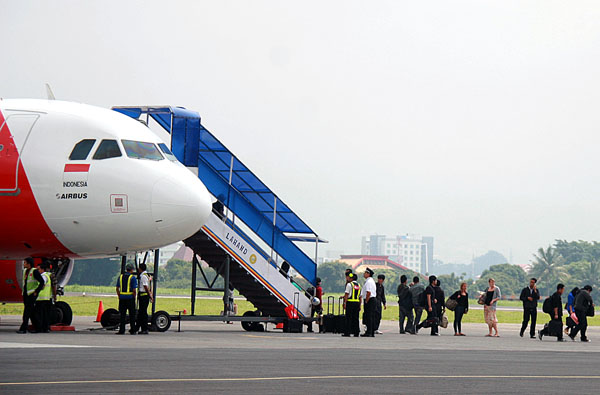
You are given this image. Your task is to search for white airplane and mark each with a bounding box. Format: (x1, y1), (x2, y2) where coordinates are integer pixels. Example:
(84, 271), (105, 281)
(0, 99), (212, 317)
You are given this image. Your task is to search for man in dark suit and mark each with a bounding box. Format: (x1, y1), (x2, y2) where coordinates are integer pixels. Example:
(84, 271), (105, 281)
(519, 278), (540, 338)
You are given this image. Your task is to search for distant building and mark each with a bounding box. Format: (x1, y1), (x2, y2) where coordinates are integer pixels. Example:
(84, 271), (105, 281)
(361, 234), (433, 274)
(338, 255), (412, 274)
(146, 241), (185, 266)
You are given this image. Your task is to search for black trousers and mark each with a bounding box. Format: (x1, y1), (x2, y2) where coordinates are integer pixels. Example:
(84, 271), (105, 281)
(345, 302), (360, 336)
(399, 306), (414, 333)
(118, 298), (136, 334)
(374, 302), (382, 331)
(363, 298), (376, 336)
(19, 294), (39, 332)
(418, 307), (438, 335)
(136, 295), (150, 332)
(413, 307), (423, 333)
(521, 308), (537, 337)
(36, 300), (52, 332)
(570, 309), (588, 340)
(454, 306), (466, 334)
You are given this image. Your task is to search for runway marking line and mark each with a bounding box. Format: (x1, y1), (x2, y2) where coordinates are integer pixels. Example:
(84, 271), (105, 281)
(242, 335), (318, 340)
(3, 375), (600, 386)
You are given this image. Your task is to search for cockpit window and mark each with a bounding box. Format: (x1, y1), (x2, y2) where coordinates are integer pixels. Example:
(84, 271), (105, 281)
(158, 143), (177, 161)
(92, 139), (122, 160)
(69, 139), (96, 160)
(122, 140), (164, 161)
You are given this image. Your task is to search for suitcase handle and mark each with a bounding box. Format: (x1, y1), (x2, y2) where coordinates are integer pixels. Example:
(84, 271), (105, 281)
(327, 296), (335, 315)
(338, 296), (345, 315)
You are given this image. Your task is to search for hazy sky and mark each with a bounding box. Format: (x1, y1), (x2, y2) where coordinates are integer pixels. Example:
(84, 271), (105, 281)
(3, 1), (600, 265)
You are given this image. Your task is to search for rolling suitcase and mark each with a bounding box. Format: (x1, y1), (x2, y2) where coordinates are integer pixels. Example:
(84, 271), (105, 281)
(284, 292), (303, 333)
(334, 296), (346, 334)
(322, 296), (336, 333)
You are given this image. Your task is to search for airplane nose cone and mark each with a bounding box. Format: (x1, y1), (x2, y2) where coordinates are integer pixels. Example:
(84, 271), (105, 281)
(151, 176), (211, 242)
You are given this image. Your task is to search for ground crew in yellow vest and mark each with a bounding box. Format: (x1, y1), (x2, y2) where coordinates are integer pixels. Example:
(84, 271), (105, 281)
(35, 262), (53, 333)
(134, 263), (153, 335)
(342, 272), (362, 337)
(17, 257), (45, 334)
(116, 263), (138, 335)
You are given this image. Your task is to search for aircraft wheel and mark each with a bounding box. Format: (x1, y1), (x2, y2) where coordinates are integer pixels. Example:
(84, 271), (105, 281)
(54, 301), (73, 325)
(100, 308), (120, 328)
(151, 310), (171, 332)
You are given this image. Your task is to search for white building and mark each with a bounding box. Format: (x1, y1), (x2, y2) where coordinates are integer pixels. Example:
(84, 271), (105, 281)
(361, 234), (432, 274)
(143, 241), (185, 266)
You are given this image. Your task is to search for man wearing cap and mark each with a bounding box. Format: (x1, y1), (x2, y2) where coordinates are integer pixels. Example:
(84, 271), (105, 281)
(17, 258), (44, 334)
(134, 263), (153, 335)
(116, 264), (138, 335)
(35, 262), (53, 333)
(342, 272), (361, 337)
(361, 268), (377, 337)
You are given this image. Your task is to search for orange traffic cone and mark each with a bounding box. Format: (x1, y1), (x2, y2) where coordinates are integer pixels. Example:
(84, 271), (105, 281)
(94, 301), (104, 322)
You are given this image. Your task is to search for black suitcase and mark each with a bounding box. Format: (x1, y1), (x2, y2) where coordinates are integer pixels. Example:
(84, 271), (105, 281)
(322, 296), (336, 333)
(283, 292), (304, 333)
(546, 319), (563, 337)
(334, 296), (346, 334)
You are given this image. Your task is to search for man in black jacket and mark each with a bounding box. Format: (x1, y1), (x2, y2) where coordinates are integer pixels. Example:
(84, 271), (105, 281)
(569, 285), (594, 342)
(538, 283), (565, 341)
(374, 274), (386, 334)
(519, 278), (540, 338)
(397, 275), (414, 334)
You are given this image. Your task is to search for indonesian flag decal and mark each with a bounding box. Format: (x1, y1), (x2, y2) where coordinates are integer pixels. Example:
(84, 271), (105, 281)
(63, 164), (90, 183)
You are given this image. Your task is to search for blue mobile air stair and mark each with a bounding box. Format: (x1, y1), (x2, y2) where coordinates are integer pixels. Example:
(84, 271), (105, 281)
(113, 106), (325, 318)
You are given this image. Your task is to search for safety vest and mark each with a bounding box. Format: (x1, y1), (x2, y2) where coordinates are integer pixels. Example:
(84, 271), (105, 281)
(139, 272), (150, 296)
(23, 268), (41, 295)
(38, 272), (52, 301)
(348, 281), (361, 302)
(119, 273), (134, 295)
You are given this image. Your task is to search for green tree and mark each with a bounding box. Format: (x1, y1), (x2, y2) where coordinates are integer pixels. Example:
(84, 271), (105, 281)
(316, 261), (352, 293)
(70, 258), (121, 286)
(530, 246), (567, 296)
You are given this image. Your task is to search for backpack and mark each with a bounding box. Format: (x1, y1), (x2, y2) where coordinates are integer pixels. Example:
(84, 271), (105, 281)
(542, 297), (552, 314)
(419, 286), (431, 307)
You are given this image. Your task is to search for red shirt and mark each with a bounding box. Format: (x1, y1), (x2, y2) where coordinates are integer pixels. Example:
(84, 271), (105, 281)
(316, 286), (323, 308)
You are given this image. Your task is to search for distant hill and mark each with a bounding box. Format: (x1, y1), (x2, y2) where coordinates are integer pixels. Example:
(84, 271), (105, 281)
(433, 250), (508, 278)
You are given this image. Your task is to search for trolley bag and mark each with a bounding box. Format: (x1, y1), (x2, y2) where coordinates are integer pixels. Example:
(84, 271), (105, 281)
(547, 319), (562, 337)
(322, 296), (336, 333)
(334, 296), (346, 334)
(284, 292), (303, 333)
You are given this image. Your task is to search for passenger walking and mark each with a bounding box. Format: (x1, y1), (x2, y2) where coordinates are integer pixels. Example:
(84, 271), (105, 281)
(409, 276), (425, 334)
(135, 263), (153, 335)
(519, 278), (540, 339)
(564, 287), (579, 335)
(116, 264), (138, 335)
(17, 258), (44, 334)
(416, 275), (439, 336)
(308, 277), (323, 333)
(361, 268), (377, 337)
(538, 283), (565, 341)
(449, 282), (468, 336)
(35, 263), (53, 333)
(397, 275), (414, 334)
(374, 274), (387, 334)
(569, 285), (594, 342)
(434, 279), (445, 330)
(342, 273), (361, 337)
(483, 278), (501, 337)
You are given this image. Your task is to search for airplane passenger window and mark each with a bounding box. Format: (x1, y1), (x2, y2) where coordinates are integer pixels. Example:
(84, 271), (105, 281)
(69, 139), (96, 160)
(121, 140), (164, 161)
(158, 143), (177, 161)
(93, 139), (122, 160)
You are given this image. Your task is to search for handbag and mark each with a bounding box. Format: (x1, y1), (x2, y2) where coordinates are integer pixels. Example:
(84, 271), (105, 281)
(477, 292), (486, 305)
(445, 298), (458, 311)
(586, 303), (595, 317)
(440, 313), (449, 328)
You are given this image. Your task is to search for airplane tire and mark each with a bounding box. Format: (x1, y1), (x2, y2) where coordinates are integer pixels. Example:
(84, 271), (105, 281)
(151, 310), (171, 332)
(54, 301), (73, 325)
(100, 308), (120, 328)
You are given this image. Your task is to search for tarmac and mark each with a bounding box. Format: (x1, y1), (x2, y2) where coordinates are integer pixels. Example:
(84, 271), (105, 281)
(1, 315), (599, 394)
